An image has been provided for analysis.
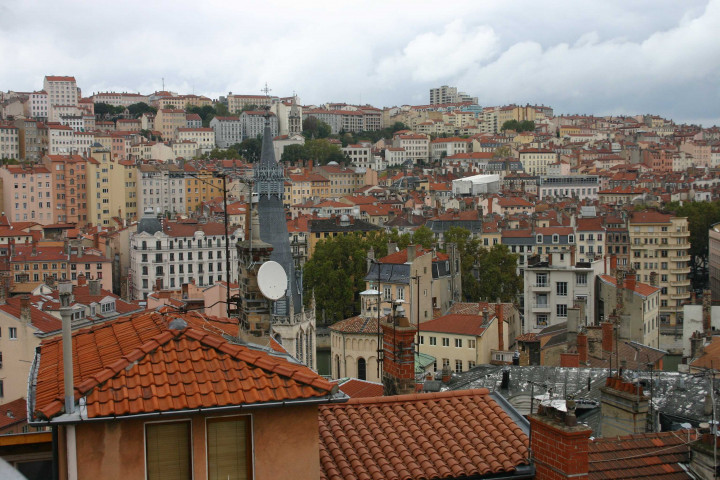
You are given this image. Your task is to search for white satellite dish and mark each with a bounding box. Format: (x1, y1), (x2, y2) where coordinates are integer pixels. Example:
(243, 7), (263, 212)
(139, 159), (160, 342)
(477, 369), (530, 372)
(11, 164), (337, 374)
(257, 261), (287, 301)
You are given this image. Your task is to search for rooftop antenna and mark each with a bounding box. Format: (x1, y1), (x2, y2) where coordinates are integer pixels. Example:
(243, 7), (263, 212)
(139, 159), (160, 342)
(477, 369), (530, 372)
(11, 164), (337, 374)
(257, 260), (287, 301)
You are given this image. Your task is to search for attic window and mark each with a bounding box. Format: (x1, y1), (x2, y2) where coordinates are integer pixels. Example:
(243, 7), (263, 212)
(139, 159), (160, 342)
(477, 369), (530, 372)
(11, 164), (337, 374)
(536, 234), (543, 244)
(552, 234), (559, 244)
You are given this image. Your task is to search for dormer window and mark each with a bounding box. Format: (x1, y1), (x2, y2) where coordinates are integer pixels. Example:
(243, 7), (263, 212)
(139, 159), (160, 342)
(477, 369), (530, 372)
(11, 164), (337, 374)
(568, 234), (575, 243)
(552, 234), (559, 243)
(536, 234), (543, 244)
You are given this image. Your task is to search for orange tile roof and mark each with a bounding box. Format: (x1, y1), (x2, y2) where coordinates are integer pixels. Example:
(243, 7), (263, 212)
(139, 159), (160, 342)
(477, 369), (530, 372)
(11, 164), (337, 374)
(0, 398), (27, 430)
(334, 378), (383, 398)
(318, 389), (529, 480)
(598, 275), (659, 297)
(0, 296), (62, 333)
(589, 430), (697, 480)
(420, 313), (489, 336)
(32, 311), (336, 421)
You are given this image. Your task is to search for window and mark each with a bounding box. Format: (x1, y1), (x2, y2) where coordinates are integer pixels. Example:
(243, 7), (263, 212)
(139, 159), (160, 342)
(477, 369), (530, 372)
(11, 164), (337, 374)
(145, 421), (191, 480)
(535, 273), (547, 287)
(9, 328), (17, 340)
(442, 337), (450, 347)
(468, 339), (476, 349)
(419, 336), (424, 345)
(383, 286), (391, 301)
(396, 286), (404, 301)
(455, 360), (463, 373)
(576, 273), (587, 285)
(557, 304), (567, 317)
(429, 336), (437, 346)
(468, 360), (476, 370)
(455, 338), (462, 348)
(206, 416), (251, 480)
(556, 282), (568, 296)
(357, 358), (366, 380)
(442, 358), (450, 368)
(536, 314), (548, 327)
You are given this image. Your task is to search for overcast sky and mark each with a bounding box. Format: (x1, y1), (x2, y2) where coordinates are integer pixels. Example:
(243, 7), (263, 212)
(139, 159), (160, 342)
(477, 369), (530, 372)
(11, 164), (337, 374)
(1, 0), (719, 126)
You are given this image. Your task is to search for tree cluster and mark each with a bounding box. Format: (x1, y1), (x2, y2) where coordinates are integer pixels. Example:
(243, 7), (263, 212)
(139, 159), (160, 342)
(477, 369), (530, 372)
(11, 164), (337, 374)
(280, 139), (348, 166)
(303, 226), (522, 324)
(203, 137), (261, 162)
(501, 120), (535, 132)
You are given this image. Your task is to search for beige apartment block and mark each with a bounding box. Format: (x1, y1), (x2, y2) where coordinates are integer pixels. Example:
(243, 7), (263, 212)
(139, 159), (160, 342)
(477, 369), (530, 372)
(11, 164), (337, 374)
(628, 211), (690, 326)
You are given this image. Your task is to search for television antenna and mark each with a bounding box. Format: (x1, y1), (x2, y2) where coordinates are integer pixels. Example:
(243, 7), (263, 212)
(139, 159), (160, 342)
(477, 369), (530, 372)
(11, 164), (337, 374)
(257, 261), (287, 301)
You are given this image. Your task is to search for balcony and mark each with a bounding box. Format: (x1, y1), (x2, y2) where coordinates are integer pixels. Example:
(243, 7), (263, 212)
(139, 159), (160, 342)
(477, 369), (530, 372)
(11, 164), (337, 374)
(670, 267), (691, 275)
(670, 280), (691, 287)
(531, 283), (551, 290)
(673, 254), (691, 262)
(670, 292), (691, 300)
(531, 304), (552, 311)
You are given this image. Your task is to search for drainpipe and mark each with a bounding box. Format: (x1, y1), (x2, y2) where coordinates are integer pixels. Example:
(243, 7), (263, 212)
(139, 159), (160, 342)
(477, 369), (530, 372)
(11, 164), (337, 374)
(59, 280), (78, 480)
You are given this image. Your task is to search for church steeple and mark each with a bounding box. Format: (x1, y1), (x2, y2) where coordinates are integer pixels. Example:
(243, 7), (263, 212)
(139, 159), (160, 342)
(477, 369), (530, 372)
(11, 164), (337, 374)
(289, 94), (301, 136)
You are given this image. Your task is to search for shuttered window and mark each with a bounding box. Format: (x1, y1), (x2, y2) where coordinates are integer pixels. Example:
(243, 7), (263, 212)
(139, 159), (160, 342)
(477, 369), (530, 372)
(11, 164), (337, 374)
(207, 416), (251, 480)
(145, 421), (191, 480)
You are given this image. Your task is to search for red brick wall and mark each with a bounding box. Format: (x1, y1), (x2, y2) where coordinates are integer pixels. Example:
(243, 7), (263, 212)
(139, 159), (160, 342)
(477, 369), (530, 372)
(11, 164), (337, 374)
(560, 352), (579, 368)
(529, 415), (591, 480)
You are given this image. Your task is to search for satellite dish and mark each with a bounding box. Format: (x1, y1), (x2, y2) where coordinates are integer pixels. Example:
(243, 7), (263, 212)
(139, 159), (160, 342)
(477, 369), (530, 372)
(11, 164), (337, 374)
(257, 261), (287, 301)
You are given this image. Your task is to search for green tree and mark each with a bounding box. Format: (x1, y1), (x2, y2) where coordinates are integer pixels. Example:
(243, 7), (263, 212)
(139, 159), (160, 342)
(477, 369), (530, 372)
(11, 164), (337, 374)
(302, 117), (332, 139)
(240, 104), (259, 112)
(127, 102), (156, 118)
(412, 226), (435, 249)
(475, 245), (522, 302)
(665, 201), (720, 262)
(388, 229), (412, 250)
(304, 232), (386, 323)
(280, 143), (306, 164)
(215, 102), (230, 117)
(237, 138), (262, 163)
(94, 102), (124, 117)
(304, 139), (345, 165)
(501, 119), (535, 132)
(186, 105), (217, 127)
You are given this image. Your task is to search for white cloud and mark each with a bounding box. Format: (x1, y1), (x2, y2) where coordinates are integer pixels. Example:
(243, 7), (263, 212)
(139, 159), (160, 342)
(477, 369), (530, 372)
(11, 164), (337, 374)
(0, 0), (717, 125)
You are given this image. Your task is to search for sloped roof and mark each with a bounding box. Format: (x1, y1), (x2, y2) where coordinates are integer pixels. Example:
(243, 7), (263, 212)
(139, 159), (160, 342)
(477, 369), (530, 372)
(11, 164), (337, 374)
(420, 314), (488, 336)
(588, 430), (697, 480)
(32, 311), (336, 421)
(334, 378), (383, 398)
(0, 398), (27, 430)
(318, 389), (530, 480)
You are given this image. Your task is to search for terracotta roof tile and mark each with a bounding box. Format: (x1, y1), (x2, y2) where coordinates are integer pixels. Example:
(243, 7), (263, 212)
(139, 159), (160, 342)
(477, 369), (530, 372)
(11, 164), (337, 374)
(0, 398), (27, 429)
(419, 314), (489, 336)
(32, 311), (335, 420)
(319, 389), (529, 480)
(334, 379), (384, 398)
(589, 430), (697, 480)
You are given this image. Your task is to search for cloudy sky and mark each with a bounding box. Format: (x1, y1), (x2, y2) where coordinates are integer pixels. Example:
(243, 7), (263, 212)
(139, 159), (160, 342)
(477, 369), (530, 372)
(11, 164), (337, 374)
(1, 0), (719, 126)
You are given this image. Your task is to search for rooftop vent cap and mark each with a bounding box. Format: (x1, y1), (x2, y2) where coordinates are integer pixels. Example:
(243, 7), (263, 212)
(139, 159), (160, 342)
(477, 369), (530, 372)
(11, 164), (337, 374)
(168, 317), (188, 330)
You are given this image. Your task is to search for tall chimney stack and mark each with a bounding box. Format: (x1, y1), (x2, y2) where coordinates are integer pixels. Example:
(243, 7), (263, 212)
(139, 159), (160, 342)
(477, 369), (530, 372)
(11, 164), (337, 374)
(58, 281), (75, 414)
(20, 295), (31, 324)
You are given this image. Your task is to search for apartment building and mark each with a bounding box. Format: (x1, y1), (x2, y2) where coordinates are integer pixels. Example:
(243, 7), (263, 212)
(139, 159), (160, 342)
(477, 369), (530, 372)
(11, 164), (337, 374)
(209, 116), (242, 148)
(155, 108), (186, 140)
(42, 154), (88, 225)
(576, 216), (606, 263)
(176, 127), (215, 155)
(710, 223), (720, 303)
(241, 110), (277, 140)
(118, 159), (138, 220)
(313, 163), (365, 196)
(302, 109), (364, 134)
(91, 92), (149, 107)
(519, 148), (558, 175)
(597, 273), (660, 348)
(47, 123), (74, 155)
(538, 175), (600, 200)
(0, 164), (54, 223)
(523, 249), (602, 333)
(136, 163), (186, 215)
(429, 137), (470, 161)
(0, 123), (20, 160)
(392, 133), (430, 164)
(342, 143), (376, 169)
(227, 93), (273, 113)
(129, 213), (242, 300)
(628, 211), (690, 325)
(11, 119), (43, 161)
(29, 91), (48, 120)
(43, 75), (79, 119)
(86, 146), (115, 227)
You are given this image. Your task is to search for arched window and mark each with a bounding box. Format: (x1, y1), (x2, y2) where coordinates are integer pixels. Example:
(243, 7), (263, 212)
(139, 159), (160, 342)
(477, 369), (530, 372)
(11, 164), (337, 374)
(357, 358), (366, 381)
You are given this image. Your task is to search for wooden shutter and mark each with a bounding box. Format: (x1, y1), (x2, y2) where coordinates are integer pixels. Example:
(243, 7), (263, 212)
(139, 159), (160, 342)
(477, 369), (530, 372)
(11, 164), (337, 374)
(207, 416), (250, 480)
(146, 421), (191, 480)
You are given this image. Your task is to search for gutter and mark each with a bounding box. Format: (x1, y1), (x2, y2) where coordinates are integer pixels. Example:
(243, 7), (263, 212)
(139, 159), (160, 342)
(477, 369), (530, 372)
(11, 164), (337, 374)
(30, 391), (349, 427)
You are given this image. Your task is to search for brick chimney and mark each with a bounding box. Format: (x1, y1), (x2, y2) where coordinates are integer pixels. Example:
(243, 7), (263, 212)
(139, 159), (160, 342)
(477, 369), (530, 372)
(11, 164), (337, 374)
(20, 295), (31, 324)
(600, 376), (648, 437)
(0, 276), (6, 305)
(529, 401), (592, 480)
(382, 304), (417, 396)
(703, 290), (712, 335)
(496, 303), (504, 352)
(577, 332), (588, 365)
(560, 352), (580, 367)
(77, 272), (86, 286)
(602, 321), (614, 353)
